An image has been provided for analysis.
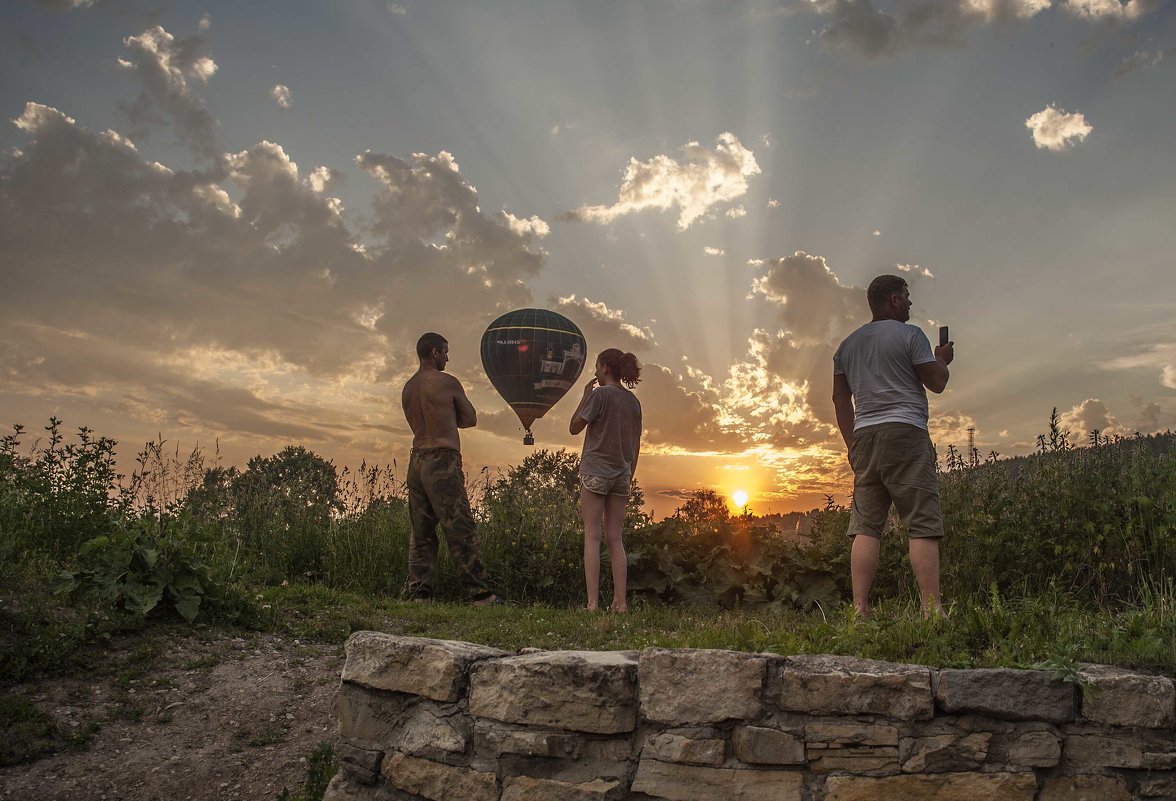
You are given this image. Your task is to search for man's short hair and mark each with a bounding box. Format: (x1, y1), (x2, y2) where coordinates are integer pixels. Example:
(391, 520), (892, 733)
(416, 332), (448, 359)
(867, 275), (908, 312)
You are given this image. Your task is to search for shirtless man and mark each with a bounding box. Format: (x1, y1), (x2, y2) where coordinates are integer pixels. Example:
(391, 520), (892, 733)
(401, 332), (499, 605)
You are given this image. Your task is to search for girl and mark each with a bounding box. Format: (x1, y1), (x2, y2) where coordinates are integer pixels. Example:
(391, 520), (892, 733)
(569, 349), (642, 612)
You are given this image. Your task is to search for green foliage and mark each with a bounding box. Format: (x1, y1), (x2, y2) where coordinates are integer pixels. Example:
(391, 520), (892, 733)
(276, 741), (338, 801)
(53, 519), (216, 623)
(0, 419), (123, 561)
(471, 449), (584, 604)
(222, 446), (343, 584)
(936, 416), (1176, 607)
(627, 490), (842, 612)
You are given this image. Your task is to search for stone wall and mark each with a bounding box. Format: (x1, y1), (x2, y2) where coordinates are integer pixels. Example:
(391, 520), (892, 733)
(324, 632), (1176, 801)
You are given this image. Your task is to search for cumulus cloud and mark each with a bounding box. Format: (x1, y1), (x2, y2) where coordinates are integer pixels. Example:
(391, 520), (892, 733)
(551, 295), (655, 354)
(749, 252), (861, 344)
(503, 211), (551, 239)
(638, 363), (746, 452)
(388, 3), (409, 14)
(897, 263), (935, 278)
(271, 84), (293, 109)
(307, 165), (346, 193)
(726, 205), (748, 219)
(1058, 398), (1134, 441)
(562, 133), (761, 230)
(1025, 105), (1092, 151)
(704, 246), (725, 256)
(116, 25), (220, 158)
(0, 102), (551, 461)
(790, 0), (1161, 61)
(1061, 0), (1161, 20)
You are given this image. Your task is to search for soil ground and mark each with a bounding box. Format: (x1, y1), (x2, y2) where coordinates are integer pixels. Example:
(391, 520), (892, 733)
(0, 630), (344, 801)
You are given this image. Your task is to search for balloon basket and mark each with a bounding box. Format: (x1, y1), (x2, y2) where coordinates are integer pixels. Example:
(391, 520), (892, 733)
(523, 430), (534, 445)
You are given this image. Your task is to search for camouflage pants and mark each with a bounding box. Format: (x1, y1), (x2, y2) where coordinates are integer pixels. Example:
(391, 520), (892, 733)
(406, 447), (491, 599)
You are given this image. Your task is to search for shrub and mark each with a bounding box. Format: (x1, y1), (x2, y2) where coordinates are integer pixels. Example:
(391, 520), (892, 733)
(0, 419), (123, 561)
(52, 515), (218, 623)
(627, 490), (842, 612)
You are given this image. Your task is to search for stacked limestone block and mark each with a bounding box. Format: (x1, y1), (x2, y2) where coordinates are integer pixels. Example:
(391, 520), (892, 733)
(325, 632), (1176, 801)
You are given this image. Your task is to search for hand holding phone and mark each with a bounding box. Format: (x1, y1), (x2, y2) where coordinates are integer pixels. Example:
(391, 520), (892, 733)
(936, 325), (954, 365)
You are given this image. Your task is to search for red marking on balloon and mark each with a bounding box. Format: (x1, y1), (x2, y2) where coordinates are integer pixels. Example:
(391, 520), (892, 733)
(518, 344), (529, 352)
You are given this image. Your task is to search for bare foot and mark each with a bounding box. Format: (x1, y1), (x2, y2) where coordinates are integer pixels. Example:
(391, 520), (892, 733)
(609, 605), (627, 613)
(472, 594), (505, 607)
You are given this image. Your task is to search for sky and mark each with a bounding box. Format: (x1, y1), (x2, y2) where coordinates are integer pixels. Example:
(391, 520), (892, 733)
(1, 0), (1174, 516)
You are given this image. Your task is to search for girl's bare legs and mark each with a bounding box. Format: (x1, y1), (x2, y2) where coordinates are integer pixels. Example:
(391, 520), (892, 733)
(603, 493), (628, 612)
(580, 486), (606, 610)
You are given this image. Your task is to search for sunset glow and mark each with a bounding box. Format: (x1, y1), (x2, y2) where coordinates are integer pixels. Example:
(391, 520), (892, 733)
(2, 2), (1174, 516)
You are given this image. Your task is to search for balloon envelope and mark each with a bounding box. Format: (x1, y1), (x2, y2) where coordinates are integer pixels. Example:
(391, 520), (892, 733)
(480, 309), (586, 442)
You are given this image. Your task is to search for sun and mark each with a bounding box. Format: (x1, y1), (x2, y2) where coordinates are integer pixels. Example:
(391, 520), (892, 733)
(732, 489), (749, 509)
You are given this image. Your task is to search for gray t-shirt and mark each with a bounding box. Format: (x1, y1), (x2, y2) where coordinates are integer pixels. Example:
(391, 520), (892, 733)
(833, 320), (937, 431)
(577, 384), (642, 479)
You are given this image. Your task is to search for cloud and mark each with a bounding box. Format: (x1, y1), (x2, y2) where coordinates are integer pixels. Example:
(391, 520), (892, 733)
(551, 295), (655, 354)
(0, 103), (550, 458)
(790, 0), (1161, 61)
(704, 246), (725, 256)
(388, 3), (409, 14)
(561, 133), (761, 231)
(1061, 0), (1161, 20)
(726, 205), (748, 219)
(897, 263), (935, 278)
(1113, 48), (1168, 79)
(503, 211), (551, 239)
(638, 363), (746, 452)
(34, 0), (94, 9)
(811, 0), (1050, 61)
(767, 198), (781, 209)
(1058, 398), (1134, 441)
(748, 251), (861, 344)
(116, 25), (219, 158)
(307, 165), (346, 193)
(1025, 105), (1092, 151)
(271, 84), (293, 109)
(1101, 342), (1176, 389)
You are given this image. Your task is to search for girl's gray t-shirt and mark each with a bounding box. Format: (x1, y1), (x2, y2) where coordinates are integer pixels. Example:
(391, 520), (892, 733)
(577, 384), (642, 479)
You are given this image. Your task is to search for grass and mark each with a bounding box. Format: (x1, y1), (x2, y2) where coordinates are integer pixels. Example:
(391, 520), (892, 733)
(0, 691), (100, 767)
(246, 582), (1176, 674)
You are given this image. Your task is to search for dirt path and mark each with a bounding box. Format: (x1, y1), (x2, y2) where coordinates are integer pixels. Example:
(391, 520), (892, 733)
(0, 631), (344, 801)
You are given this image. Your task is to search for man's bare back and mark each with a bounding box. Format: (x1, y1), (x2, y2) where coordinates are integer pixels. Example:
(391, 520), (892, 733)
(402, 345), (477, 451)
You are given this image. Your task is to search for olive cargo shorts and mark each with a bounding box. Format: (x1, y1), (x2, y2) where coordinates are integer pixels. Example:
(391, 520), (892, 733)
(847, 423), (943, 539)
(406, 447), (491, 598)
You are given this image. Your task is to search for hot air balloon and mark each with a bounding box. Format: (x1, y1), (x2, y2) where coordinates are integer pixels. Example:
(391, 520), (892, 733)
(480, 309), (587, 444)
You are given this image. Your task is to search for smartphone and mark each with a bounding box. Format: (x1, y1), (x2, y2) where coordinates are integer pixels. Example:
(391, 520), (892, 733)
(938, 326), (949, 346)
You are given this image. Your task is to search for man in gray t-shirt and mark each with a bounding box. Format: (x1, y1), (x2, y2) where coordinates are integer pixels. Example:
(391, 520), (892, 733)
(832, 274), (955, 618)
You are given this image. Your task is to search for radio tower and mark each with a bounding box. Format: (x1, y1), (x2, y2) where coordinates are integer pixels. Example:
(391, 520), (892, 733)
(967, 426), (977, 466)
